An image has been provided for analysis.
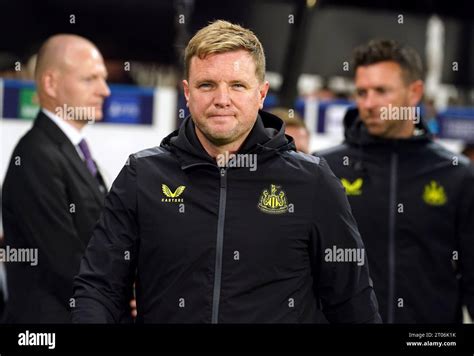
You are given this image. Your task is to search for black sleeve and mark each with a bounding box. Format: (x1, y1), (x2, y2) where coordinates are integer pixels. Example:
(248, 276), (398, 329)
(3, 146), (86, 304)
(458, 164), (474, 318)
(72, 155), (138, 323)
(310, 158), (381, 323)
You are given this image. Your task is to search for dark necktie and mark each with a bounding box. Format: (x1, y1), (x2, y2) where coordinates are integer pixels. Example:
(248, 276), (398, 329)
(78, 138), (98, 177)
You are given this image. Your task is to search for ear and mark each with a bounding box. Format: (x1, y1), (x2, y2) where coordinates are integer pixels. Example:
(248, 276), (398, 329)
(258, 81), (270, 110)
(183, 80), (190, 107)
(407, 79), (424, 106)
(42, 70), (59, 99)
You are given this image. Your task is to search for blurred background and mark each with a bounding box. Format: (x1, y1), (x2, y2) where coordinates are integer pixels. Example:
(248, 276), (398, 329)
(1, 0), (473, 183)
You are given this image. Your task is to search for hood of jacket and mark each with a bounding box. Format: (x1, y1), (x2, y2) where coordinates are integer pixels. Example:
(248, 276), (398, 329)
(343, 107), (432, 147)
(160, 110), (296, 168)
(340, 107), (434, 174)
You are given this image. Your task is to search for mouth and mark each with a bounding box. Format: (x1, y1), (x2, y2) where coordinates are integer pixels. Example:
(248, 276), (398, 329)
(209, 112), (235, 116)
(364, 116), (381, 123)
(208, 114), (235, 121)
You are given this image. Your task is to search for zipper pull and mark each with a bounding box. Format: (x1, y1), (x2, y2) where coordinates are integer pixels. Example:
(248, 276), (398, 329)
(220, 168), (226, 188)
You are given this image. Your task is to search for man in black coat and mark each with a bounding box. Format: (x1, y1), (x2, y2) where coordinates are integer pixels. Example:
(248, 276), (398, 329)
(2, 34), (110, 322)
(72, 20), (381, 324)
(319, 40), (474, 323)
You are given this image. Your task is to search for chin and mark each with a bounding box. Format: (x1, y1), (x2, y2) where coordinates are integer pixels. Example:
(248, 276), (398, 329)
(92, 110), (103, 121)
(207, 123), (236, 136)
(365, 124), (385, 136)
(205, 131), (237, 145)
(209, 132), (233, 142)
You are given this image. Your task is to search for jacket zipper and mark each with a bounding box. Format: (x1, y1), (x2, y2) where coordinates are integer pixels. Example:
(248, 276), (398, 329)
(387, 152), (398, 323)
(211, 167), (227, 323)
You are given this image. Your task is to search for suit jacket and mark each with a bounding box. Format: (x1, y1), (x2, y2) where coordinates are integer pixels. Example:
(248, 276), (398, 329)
(2, 111), (107, 323)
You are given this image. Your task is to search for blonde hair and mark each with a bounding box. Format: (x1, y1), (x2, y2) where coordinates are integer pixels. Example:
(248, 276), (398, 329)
(184, 20), (266, 82)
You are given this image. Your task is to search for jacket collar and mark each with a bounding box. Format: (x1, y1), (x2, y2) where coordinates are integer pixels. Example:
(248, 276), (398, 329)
(343, 107), (432, 150)
(34, 111), (106, 203)
(41, 108), (84, 146)
(34, 110), (75, 146)
(162, 110), (295, 170)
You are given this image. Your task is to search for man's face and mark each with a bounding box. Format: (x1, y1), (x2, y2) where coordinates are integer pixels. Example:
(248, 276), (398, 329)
(355, 61), (422, 138)
(183, 50), (269, 146)
(55, 47), (110, 121)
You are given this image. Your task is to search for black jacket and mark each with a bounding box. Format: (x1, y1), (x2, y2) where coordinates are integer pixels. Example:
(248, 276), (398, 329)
(72, 111), (380, 323)
(318, 108), (474, 323)
(2, 111), (107, 323)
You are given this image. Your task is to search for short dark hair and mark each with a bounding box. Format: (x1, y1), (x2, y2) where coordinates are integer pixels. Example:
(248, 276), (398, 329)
(352, 39), (423, 84)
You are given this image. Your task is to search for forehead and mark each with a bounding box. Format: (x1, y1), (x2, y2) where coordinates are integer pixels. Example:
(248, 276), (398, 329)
(63, 46), (106, 74)
(189, 50), (257, 81)
(355, 61), (404, 87)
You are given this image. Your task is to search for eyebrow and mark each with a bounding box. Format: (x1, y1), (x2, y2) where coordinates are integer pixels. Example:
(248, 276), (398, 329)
(356, 85), (389, 90)
(228, 80), (248, 84)
(193, 79), (250, 85)
(88, 72), (108, 78)
(194, 79), (213, 84)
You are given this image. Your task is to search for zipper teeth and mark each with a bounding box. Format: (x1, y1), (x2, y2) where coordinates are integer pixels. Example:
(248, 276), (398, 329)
(387, 152), (398, 323)
(211, 168), (227, 324)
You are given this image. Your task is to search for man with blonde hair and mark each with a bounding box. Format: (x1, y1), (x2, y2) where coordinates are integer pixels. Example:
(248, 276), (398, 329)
(73, 20), (380, 323)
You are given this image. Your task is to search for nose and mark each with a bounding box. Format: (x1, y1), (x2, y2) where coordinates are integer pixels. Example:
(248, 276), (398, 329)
(360, 90), (377, 111)
(213, 84), (231, 108)
(97, 78), (111, 98)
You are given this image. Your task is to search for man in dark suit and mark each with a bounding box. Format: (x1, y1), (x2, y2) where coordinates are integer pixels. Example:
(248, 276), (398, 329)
(2, 34), (110, 322)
